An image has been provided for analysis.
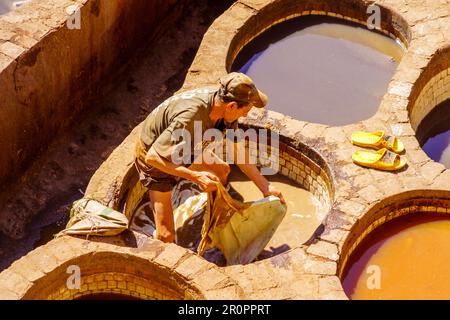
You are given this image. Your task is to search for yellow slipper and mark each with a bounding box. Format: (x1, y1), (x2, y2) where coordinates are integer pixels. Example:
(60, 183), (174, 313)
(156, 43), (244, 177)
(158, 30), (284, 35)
(352, 148), (407, 171)
(351, 131), (405, 153)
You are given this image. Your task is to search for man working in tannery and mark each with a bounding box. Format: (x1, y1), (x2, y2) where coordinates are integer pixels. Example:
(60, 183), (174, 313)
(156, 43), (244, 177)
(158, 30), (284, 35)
(135, 72), (285, 243)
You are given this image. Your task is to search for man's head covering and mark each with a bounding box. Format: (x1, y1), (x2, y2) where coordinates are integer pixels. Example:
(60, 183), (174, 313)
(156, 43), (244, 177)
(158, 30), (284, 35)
(218, 72), (268, 108)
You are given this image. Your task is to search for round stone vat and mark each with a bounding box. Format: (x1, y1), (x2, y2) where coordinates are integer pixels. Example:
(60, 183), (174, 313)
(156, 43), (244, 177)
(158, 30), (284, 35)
(338, 191), (450, 300)
(228, 166), (325, 257)
(409, 47), (450, 169)
(20, 248), (204, 300)
(231, 15), (405, 126)
(120, 128), (334, 263)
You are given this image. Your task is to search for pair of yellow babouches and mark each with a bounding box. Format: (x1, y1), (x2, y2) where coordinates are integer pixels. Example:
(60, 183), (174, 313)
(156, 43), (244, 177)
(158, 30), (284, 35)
(351, 131), (406, 171)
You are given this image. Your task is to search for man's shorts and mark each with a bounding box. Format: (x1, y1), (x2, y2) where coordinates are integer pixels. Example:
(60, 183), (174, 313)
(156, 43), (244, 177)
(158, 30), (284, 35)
(134, 160), (178, 193)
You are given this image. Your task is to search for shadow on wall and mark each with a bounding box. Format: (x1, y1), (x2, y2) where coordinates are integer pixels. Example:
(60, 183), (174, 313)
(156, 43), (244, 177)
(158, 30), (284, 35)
(0, 0), (180, 190)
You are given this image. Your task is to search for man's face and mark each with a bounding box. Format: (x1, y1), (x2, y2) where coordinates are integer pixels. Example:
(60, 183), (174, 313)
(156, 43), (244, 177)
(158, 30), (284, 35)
(223, 102), (254, 123)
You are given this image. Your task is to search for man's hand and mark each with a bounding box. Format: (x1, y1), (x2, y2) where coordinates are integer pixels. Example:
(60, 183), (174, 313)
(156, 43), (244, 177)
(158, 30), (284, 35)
(264, 184), (286, 204)
(191, 171), (220, 192)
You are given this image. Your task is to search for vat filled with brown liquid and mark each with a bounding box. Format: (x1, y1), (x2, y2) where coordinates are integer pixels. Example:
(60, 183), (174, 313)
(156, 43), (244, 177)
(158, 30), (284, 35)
(342, 213), (450, 300)
(76, 293), (142, 300)
(229, 167), (325, 257)
(232, 16), (404, 126)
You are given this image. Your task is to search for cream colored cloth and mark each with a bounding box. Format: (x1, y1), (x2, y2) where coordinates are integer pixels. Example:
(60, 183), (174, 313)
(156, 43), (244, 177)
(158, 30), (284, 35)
(121, 179), (287, 265)
(59, 199), (128, 237)
(197, 183), (286, 265)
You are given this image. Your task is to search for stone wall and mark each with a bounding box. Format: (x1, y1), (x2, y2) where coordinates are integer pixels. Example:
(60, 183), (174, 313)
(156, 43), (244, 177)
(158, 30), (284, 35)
(0, 0), (181, 188)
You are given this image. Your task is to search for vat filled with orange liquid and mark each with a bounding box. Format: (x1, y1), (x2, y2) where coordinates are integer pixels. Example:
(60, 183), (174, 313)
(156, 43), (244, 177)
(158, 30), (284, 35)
(342, 213), (450, 300)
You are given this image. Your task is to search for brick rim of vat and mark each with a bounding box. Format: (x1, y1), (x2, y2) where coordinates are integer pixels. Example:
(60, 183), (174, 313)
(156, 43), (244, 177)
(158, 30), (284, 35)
(183, 0), (412, 89)
(119, 121), (337, 218)
(225, 4), (410, 74)
(408, 45), (450, 131)
(337, 190), (450, 281)
(0, 236), (244, 300)
(238, 122), (336, 206)
(120, 125), (337, 261)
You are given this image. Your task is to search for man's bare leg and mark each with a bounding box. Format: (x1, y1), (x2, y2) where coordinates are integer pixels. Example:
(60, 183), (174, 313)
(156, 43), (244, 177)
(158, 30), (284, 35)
(148, 190), (175, 243)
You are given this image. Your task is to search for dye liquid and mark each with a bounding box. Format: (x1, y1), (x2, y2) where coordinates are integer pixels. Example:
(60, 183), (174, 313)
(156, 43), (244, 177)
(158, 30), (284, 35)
(233, 16), (403, 126)
(76, 293), (142, 300)
(418, 100), (450, 169)
(342, 214), (450, 300)
(422, 131), (450, 168)
(228, 167), (324, 256)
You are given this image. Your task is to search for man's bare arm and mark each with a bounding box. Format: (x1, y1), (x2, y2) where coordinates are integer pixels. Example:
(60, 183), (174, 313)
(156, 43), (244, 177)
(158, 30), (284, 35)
(233, 141), (286, 203)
